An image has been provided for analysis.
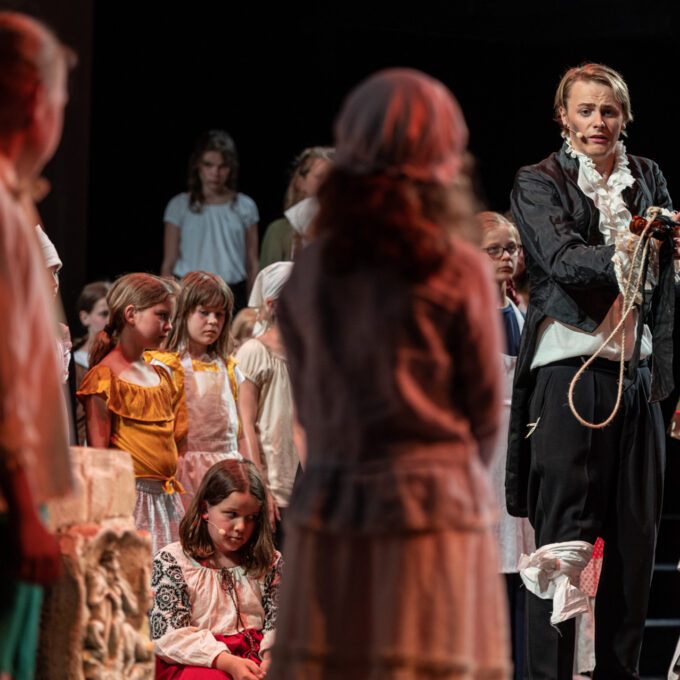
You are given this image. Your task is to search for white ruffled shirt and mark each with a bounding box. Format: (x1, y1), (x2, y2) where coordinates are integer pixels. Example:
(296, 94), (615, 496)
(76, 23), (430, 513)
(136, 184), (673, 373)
(531, 141), (653, 368)
(150, 541), (282, 668)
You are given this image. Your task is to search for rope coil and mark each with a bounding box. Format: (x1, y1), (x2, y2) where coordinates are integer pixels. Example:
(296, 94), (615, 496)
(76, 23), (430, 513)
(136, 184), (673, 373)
(567, 208), (661, 428)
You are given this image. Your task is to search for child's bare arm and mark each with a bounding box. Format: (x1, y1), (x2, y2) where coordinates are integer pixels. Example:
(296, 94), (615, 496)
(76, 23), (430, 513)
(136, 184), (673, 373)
(85, 395), (112, 448)
(238, 379), (263, 471)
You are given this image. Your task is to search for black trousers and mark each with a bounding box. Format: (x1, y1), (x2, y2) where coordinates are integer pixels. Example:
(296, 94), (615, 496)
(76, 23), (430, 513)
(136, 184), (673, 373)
(506, 572), (526, 680)
(525, 360), (665, 680)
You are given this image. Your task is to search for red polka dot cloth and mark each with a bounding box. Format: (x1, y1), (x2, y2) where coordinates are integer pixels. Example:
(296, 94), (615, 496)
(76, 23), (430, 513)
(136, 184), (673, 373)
(579, 537), (604, 597)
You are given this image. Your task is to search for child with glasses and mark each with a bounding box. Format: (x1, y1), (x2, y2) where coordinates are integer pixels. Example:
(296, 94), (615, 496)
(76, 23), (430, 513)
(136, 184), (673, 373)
(477, 211), (535, 680)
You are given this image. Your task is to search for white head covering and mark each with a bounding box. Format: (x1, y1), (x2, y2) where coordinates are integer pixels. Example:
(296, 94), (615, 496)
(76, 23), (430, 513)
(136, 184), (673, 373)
(284, 196), (319, 238)
(249, 261), (294, 308)
(248, 262), (294, 336)
(35, 224), (62, 270)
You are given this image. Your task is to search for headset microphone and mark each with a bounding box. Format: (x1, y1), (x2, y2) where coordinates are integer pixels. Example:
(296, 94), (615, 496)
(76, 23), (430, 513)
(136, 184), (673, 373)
(567, 127), (588, 142)
(202, 515), (226, 536)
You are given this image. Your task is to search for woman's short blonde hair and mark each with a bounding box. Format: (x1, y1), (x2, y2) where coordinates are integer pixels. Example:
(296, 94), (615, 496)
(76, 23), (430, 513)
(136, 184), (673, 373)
(553, 63), (633, 137)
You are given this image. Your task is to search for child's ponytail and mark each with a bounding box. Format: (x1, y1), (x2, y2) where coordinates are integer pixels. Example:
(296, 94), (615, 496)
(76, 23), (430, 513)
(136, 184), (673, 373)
(89, 325), (117, 367)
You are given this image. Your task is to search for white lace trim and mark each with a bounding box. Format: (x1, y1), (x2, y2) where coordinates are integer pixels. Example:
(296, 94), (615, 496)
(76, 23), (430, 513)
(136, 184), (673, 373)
(565, 140), (634, 245)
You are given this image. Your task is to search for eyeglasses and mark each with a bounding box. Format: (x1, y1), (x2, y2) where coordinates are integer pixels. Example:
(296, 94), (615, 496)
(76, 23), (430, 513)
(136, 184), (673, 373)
(482, 244), (522, 259)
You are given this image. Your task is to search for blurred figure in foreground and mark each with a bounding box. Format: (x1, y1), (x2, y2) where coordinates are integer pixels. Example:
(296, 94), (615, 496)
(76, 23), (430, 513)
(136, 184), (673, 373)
(270, 68), (510, 680)
(0, 11), (73, 680)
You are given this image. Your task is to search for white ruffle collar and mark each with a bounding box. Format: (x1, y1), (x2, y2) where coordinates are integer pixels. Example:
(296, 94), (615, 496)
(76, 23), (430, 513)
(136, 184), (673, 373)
(565, 140), (635, 245)
(564, 139), (632, 183)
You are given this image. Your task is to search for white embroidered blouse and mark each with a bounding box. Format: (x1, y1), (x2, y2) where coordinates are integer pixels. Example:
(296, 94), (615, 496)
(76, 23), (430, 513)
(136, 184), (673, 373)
(150, 541), (282, 668)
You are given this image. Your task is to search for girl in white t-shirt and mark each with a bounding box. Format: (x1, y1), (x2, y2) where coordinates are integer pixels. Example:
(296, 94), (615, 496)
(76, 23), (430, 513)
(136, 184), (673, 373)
(147, 271), (244, 509)
(161, 130), (259, 312)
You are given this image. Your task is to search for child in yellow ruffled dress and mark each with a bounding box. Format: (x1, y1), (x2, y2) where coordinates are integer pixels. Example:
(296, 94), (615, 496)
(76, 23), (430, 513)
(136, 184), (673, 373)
(146, 271), (244, 510)
(77, 273), (184, 554)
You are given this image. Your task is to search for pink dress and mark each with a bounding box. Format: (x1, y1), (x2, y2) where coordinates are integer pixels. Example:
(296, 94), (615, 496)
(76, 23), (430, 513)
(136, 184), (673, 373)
(146, 351), (243, 508)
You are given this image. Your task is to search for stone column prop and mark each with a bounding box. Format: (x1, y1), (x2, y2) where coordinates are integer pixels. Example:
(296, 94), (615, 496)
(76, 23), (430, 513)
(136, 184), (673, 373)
(37, 447), (154, 680)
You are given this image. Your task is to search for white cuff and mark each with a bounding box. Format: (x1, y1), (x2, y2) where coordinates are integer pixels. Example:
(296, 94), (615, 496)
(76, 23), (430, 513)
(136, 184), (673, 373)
(260, 629), (275, 658)
(518, 540), (593, 625)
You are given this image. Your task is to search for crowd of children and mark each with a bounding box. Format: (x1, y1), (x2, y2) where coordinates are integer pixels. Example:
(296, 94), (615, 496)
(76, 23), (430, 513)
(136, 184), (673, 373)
(5, 55), (536, 677)
(66, 266), (294, 677)
(37, 114), (322, 677)
(59, 216), (537, 679)
(46, 145), (536, 680)
(18, 196), (531, 679)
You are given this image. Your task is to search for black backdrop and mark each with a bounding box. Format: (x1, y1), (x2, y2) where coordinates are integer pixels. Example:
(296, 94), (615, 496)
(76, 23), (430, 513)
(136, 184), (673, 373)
(3, 0), (679, 328)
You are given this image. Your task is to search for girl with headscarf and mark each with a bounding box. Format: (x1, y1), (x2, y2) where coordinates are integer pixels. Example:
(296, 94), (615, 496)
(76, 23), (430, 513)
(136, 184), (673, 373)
(268, 68), (510, 680)
(259, 146), (334, 269)
(236, 262), (302, 550)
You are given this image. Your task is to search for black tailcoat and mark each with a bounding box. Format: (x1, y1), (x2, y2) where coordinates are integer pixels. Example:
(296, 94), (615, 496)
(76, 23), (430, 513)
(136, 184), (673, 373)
(506, 144), (674, 517)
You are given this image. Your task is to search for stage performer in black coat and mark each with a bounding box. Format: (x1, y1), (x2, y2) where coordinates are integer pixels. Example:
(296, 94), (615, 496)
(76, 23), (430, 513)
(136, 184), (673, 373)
(507, 62), (679, 680)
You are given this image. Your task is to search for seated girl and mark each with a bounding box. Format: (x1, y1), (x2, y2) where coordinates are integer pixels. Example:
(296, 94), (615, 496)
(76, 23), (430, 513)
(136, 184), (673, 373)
(151, 459), (282, 680)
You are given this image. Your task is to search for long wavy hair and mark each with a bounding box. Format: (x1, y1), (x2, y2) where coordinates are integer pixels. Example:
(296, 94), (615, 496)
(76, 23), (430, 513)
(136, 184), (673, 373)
(187, 130), (239, 212)
(164, 271), (234, 361)
(179, 459), (274, 577)
(313, 167), (474, 281)
(89, 273), (176, 367)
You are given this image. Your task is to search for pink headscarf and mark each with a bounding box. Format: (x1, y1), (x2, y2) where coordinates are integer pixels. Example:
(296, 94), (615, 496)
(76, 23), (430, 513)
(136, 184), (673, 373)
(333, 68), (468, 186)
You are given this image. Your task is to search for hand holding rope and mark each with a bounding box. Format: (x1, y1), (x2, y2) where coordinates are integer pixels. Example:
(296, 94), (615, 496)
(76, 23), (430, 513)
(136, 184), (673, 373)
(567, 207), (678, 429)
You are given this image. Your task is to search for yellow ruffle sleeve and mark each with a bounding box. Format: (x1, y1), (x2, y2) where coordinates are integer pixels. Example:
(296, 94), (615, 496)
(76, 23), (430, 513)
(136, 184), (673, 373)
(144, 350), (189, 447)
(77, 364), (184, 494)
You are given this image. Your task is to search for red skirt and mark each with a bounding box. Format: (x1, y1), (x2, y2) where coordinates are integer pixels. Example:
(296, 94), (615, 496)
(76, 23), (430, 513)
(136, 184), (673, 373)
(155, 629), (263, 679)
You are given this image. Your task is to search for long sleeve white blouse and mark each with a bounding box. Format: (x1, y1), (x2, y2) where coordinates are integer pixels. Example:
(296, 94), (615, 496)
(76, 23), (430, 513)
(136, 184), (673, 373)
(150, 541), (282, 667)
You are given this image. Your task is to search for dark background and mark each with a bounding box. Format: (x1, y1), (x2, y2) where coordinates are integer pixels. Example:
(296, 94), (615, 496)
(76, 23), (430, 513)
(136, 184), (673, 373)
(3, 0), (678, 330)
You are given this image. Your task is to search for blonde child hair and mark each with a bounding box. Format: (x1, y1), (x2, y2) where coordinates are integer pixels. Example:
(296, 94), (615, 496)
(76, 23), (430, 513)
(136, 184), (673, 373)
(90, 273), (176, 366)
(476, 210), (520, 241)
(231, 307), (257, 345)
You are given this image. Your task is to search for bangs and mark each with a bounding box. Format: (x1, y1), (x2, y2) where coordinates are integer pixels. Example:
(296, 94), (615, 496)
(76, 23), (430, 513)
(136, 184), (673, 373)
(182, 272), (232, 313)
(193, 286), (229, 311)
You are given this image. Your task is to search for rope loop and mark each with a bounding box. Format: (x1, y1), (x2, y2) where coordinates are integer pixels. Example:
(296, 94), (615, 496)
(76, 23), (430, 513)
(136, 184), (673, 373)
(567, 208), (660, 428)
